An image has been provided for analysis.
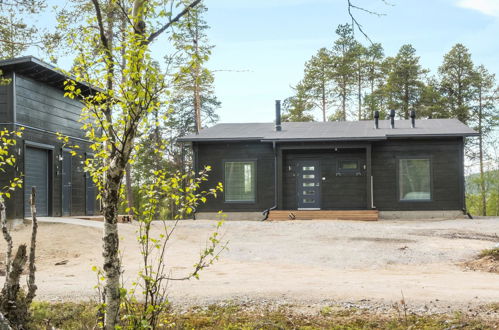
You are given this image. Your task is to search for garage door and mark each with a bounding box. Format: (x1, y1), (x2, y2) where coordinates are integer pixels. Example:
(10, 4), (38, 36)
(24, 147), (49, 217)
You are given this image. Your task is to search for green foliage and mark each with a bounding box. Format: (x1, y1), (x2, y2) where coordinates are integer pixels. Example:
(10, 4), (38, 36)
(0, 0), (46, 59)
(119, 167), (225, 328)
(383, 44), (428, 119)
(23, 301), (499, 329)
(301, 47), (334, 121)
(29, 301), (99, 329)
(439, 44), (476, 125)
(0, 128), (23, 200)
(478, 248), (499, 260)
(330, 24), (358, 121)
(282, 82), (315, 122)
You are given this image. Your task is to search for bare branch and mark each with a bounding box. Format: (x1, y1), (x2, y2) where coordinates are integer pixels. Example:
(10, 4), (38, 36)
(147, 0), (202, 44)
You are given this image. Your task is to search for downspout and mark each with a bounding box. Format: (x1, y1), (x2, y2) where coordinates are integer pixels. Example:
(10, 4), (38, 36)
(262, 140), (278, 221)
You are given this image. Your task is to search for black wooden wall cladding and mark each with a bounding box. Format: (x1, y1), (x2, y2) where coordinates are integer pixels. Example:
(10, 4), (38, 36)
(194, 137), (464, 213)
(0, 72), (98, 219)
(15, 75), (85, 139)
(283, 149), (367, 210)
(196, 142), (276, 212)
(371, 137), (464, 211)
(2, 127), (97, 219)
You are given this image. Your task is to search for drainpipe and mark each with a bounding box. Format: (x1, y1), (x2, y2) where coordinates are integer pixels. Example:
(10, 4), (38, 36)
(262, 140), (278, 220)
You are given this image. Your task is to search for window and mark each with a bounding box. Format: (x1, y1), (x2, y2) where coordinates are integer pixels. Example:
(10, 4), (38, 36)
(338, 160), (359, 171)
(224, 161), (256, 202)
(399, 158), (431, 201)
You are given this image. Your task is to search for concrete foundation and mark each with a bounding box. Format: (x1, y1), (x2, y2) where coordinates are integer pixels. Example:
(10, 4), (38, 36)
(195, 212), (264, 221)
(379, 210), (466, 220)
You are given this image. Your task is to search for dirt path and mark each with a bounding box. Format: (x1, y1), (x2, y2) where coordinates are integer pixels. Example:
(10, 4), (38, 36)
(3, 218), (498, 311)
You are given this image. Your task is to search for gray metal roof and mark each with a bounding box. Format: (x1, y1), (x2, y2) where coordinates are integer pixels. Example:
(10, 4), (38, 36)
(0, 56), (101, 96)
(178, 119), (478, 142)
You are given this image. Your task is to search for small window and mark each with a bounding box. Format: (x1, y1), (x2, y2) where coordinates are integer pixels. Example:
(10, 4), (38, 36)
(224, 161), (256, 202)
(303, 174), (315, 179)
(338, 160), (359, 171)
(303, 182), (315, 187)
(303, 166), (315, 171)
(399, 158), (431, 201)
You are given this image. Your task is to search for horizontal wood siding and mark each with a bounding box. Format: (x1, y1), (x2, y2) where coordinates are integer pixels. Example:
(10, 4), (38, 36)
(372, 138), (463, 211)
(3, 126), (95, 219)
(15, 74), (85, 138)
(71, 154), (86, 215)
(0, 74), (12, 122)
(196, 142), (275, 212)
(283, 149), (367, 210)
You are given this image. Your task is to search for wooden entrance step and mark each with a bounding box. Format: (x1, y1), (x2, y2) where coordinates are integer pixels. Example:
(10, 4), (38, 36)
(267, 210), (378, 221)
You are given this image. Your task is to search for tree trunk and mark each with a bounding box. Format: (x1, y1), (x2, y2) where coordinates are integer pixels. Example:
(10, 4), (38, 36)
(322, 81), (326, 122)
(193, 21), (202, 134)
(26, 187), (38, 305)
(0, 199), (12, 277)
(102, 172), (122, 330)
(358, 69), (362, 120)
(1, 244), (27, 323)
(478, 88), (486, 216)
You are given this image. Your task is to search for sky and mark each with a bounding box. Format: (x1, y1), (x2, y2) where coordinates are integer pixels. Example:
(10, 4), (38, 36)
(28, 0), (499, 124)
(196, 0), (499, 123)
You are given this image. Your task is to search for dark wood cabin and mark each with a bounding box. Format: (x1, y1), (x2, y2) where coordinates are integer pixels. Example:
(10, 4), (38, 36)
(0, 56), (98, 219)
(179, 102), (478, 220)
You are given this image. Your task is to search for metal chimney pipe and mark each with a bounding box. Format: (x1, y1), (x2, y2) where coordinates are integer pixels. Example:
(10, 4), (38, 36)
(390, 110), (395, 129)
(410, 110), (416, 128)
(275, 100), (282, 132)
(374, 111), (379, 129)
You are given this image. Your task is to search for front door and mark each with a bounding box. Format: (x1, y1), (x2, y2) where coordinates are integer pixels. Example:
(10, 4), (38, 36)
(61, 151), (72, 216)
(296, 160), (321, 209)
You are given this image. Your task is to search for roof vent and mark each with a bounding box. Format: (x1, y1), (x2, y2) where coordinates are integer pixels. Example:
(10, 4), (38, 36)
(275, 100), (282, 132)
(374, 111), (379, 129)
(410, 110), (416, 128)
(390, 110), (395, 129)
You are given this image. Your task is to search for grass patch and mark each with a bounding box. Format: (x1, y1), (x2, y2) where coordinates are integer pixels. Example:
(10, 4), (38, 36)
(479, 247), (499, 260)
(26, 301), (497, 329)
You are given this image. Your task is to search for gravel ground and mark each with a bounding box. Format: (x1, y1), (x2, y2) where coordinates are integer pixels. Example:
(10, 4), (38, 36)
(4, 218), (499, 313)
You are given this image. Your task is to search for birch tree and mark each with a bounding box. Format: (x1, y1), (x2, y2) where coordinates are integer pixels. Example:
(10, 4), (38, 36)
(58, 1), (204, 327)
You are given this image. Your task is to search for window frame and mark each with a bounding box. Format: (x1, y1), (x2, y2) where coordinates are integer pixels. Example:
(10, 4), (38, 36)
(337, 159), (360, 172)
(223, 159), (257, 204)
(397, 156), (433, 202)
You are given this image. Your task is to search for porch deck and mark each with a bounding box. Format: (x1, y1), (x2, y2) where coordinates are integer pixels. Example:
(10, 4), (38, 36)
(268, 209), (378, 221)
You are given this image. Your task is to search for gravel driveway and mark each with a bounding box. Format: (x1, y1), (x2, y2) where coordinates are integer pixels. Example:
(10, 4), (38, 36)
(7, 218), (499, 311)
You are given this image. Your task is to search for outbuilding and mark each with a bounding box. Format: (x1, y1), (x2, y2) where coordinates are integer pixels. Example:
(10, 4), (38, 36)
(0, 56), (98, 219)
(179, 101), (478, 220)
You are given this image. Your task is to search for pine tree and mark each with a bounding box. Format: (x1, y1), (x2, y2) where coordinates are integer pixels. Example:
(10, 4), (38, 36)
(438, 44), (476, 124)
(282, 83), (315, 122)
(470, 65), (498, 215)
(301, 47), (334, 122)
(351, 42), (368, 120)
(0, 0), (46, 59)
(172, 1), (218, 134)
(330, 24), (357, 121)
(418, 77), (446, 119)
(384, 44), (427, 119)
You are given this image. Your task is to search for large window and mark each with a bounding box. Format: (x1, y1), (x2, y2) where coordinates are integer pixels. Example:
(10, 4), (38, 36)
(224, 161), (256, 202)
(399, 158), (431, 201)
